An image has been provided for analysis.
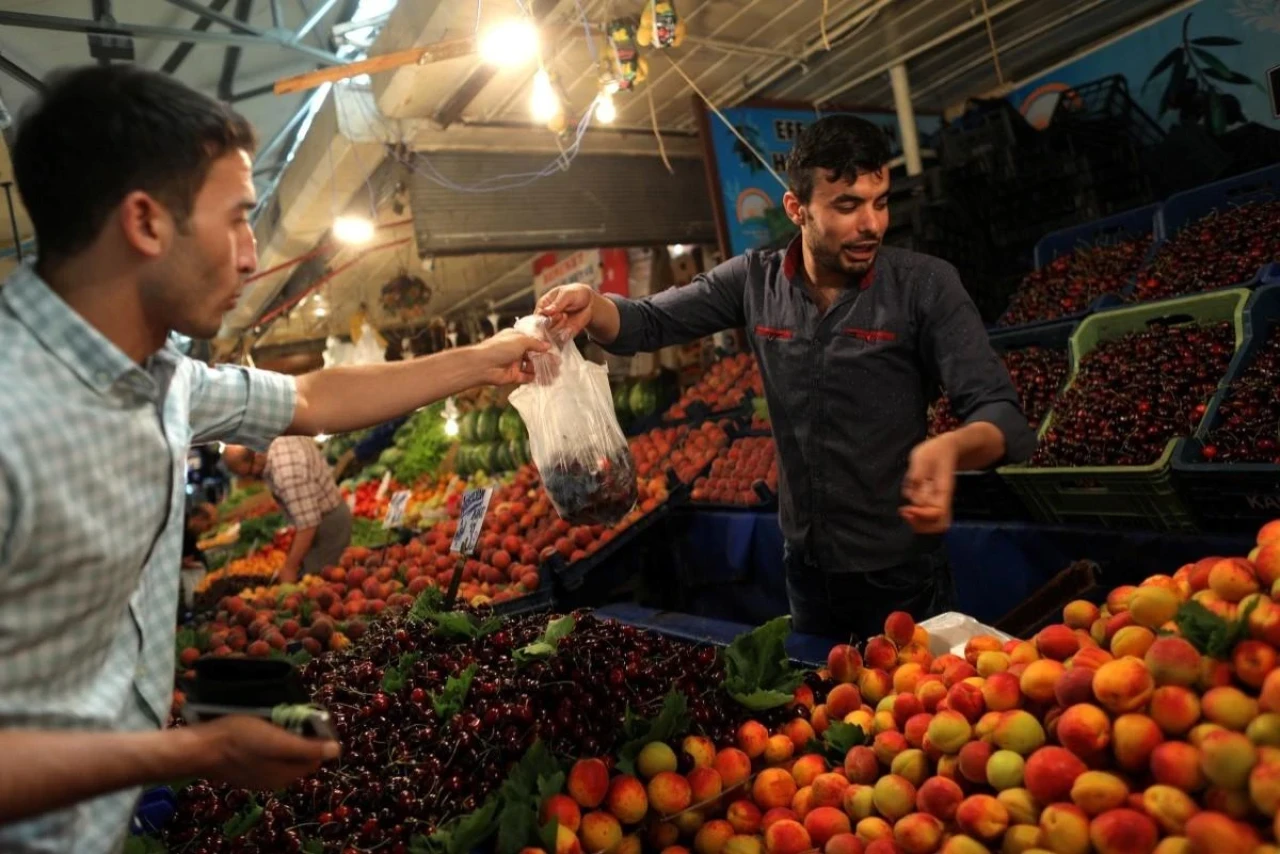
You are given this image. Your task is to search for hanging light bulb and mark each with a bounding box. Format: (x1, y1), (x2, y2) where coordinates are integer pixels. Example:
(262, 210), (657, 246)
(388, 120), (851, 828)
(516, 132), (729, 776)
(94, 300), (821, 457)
(333, 214), (374, 245)
(479, 17), (539, 68)
(530, 68), (561, 123)
(595, 91), (617, 124)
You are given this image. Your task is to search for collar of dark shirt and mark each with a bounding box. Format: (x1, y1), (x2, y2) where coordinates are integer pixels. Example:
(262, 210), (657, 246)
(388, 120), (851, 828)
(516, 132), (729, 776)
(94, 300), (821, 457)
(780, 234), (877, 294)
(2, 264), (181, 399)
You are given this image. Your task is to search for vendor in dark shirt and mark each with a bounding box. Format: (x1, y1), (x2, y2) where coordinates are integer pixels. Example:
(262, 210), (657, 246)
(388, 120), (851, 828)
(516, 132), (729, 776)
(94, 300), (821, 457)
(538, 115), (1036, 641)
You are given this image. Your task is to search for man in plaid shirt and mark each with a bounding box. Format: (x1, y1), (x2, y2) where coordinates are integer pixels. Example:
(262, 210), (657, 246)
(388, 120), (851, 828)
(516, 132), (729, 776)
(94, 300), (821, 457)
(222, 437), (352, 583)
(0, 65), (548, 850)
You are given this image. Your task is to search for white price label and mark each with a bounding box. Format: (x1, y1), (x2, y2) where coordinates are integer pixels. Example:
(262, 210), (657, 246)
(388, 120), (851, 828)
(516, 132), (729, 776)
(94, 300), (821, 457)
(382, 490), (412, 530)
(450, 488), (494, 556)
(375, 471), (393, 500)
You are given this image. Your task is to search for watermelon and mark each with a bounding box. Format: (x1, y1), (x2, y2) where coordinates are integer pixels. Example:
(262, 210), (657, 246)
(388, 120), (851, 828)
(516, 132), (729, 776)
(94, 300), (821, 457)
(613, 381), (632, 418)
(629, 379), (657, 417)
(498, 407), (524, 442)
(494, 442), (513, 472)
(476, 407), (501, 443)
(459, 411), (479, 443)
(510, 438), (530, 468)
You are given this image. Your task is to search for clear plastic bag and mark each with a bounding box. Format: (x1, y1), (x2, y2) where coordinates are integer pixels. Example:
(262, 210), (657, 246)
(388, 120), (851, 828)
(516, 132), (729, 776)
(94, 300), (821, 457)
(508, 315), (638, 525)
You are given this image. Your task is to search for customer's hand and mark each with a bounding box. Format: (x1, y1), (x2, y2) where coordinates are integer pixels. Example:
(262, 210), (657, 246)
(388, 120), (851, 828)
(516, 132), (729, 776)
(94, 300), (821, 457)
(192, 715), (339, 790)
(537, 283), (598, 339)
(473, 329), (553, 385)
(901, 434), (959, 535)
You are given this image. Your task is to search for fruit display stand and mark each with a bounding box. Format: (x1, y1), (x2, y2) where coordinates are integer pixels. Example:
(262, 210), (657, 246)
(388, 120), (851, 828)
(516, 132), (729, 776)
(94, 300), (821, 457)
(1129, 161), (1280, 304)
(1174, 283), (1280, 532)
(987, 202), (1159, 333)
(149, 526), (1280, 853)
(937, 318), (1078, 522)
(1000, 288), (1251, 532)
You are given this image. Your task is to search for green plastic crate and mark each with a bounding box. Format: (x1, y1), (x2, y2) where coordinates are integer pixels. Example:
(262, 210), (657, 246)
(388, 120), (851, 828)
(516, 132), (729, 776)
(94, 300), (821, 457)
(999, 289), (1250, 531)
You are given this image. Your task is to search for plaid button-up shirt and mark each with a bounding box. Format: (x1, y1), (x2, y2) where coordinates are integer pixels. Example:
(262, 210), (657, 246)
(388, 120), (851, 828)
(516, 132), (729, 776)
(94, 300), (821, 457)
(0, 265), (296, 853)
(264, 436), (343, 529)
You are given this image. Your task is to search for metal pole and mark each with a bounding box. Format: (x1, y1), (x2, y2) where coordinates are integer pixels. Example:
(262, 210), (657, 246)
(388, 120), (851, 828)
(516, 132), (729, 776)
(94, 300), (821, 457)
(3, 182), (24, 263)
(296, 0), (341, 41)
(889, 63), (922, 177)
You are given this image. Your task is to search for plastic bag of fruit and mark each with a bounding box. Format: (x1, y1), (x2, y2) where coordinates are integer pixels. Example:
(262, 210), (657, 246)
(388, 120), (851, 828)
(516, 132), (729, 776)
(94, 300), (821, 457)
(508, 315), (638, 525)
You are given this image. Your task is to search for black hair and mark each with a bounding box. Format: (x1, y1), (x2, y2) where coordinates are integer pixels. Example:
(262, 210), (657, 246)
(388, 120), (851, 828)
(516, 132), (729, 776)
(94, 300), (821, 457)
(12, 64), (256, 262)
(785, 114), (893, 203)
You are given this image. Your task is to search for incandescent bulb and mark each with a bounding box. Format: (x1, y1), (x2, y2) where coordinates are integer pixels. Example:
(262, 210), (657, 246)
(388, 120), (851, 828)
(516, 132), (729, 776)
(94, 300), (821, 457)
(530, 69), (560, 123)
(478, 18), (539, 68)
(333, 215), (374, 245)
(444, 417), (459, 438)
(595, 93), (617, 124)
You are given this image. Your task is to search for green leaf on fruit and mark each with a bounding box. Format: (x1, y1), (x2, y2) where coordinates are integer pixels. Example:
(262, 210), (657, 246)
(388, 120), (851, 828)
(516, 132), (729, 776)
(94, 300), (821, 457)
(493, 741), (564, 854)
(123, 836), (168, 854)
(722, 616), (804, 711)
(538, 818), (560, 854)
(408, 586), (445, 622)
(514, 615), (576, 664)
(807, 721), (866, 762)
(222, 796), (263, 839)
(428, 795), (499, 854)
(431, 663), (478, 721)
(615, 689), (691, 776)
(298, 599), (316, 624)
(301, 839), (325, 854)
(431, 610), (501, 640)
(382, 652), (422, 694)
(1174, 598), (1260, 659)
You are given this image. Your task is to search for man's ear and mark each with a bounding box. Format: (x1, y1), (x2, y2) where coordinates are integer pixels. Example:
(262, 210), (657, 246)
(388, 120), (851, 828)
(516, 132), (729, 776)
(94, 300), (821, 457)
(782, 189), (805, 227)
(118, 190), (171, 259)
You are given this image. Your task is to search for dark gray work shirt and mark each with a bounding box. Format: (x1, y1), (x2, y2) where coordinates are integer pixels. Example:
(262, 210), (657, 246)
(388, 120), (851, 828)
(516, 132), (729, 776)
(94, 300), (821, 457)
(605, 240), (1036, 574)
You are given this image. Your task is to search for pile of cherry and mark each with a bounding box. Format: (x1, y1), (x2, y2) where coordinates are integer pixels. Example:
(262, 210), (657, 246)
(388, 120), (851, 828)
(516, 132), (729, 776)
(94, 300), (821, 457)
(930, 346), (1070, 437)
(997, 234), (1152, 327)
(1032, 321), (1235, 467)
(1130, 200), (1280, 304)
(1197, 325), (1280, 464)
(160, 611), (804, 853)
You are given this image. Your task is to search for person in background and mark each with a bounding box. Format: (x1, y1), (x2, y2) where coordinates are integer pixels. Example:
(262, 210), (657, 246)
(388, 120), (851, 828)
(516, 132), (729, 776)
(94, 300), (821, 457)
(538, 115), (1036, 642)
(0, 64), (547, 849)
(331, 412), (411, 482)
(182, 501), (217, 570)
(222, 438), (351, 584)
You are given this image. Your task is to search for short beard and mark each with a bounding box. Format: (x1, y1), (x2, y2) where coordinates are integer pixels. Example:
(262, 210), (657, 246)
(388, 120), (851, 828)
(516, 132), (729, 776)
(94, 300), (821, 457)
(806, 232), (875, 280)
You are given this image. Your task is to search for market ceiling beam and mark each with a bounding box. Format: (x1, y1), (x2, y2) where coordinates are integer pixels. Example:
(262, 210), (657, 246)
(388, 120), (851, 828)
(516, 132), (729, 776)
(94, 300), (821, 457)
(0, 49), (46, 93)
(164, 0), (349, 65)
(0, 8), (346, 62)
(160, 0), (232, 74)
(808, 0), (1037, 105)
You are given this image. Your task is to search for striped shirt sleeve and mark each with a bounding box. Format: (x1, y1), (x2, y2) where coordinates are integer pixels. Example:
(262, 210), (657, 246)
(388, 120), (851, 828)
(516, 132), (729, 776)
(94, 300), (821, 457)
(188, 361), (297, 450)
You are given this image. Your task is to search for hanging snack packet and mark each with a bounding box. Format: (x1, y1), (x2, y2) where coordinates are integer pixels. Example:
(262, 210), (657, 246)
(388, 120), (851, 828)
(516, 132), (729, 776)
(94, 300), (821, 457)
(508, 315), (638, 525)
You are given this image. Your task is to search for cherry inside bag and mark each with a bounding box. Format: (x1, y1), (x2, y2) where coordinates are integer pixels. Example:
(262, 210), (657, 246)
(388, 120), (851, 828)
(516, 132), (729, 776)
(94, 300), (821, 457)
(508, 315), (638, 526)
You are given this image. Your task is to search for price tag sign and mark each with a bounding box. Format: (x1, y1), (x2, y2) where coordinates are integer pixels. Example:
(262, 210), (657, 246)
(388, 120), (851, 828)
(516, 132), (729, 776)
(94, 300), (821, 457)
(382, 490), (412, 530)
(450, 488), (494, 556)
(375, 470), (393, 500)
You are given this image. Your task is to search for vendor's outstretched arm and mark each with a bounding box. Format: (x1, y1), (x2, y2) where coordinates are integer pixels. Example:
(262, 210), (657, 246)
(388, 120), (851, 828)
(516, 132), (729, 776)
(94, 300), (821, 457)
(538, 255), (750, 355)
(0, 718), (336, 824)
(288, 330), (548, 436)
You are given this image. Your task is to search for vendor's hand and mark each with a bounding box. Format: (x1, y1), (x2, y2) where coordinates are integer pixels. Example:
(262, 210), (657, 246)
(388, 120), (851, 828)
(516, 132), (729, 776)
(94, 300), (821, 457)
(537, 283), (597, 339)
(473, 329), (553, 386)
(192, 715), (339, 790)
(901, 433), (959, 535)
(276, 566), (299, 585)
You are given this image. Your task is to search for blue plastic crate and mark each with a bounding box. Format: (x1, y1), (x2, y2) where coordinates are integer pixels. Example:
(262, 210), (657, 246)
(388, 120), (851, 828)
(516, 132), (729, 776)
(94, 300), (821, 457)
(1173, 283), (1280, 531)
(1033, 203), (1159, 270)
(1156, 162), (1280, 244)
(593, 602), (832, 666)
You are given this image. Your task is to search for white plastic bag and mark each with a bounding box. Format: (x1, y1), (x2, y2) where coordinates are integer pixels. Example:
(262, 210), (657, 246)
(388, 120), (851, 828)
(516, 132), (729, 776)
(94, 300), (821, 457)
(508, 315), (638, 525)
(918, 612), (1016, 659)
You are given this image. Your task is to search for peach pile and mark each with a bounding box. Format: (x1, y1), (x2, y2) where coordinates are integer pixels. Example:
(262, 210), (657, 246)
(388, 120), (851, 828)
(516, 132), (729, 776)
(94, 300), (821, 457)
(530, 520), (1280, 854)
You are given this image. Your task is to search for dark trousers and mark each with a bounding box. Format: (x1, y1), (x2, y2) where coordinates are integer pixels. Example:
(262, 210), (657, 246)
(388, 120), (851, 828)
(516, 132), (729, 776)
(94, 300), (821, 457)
(784, 545), (957, 644)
